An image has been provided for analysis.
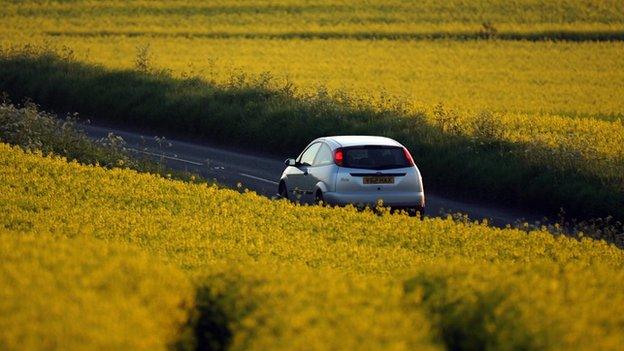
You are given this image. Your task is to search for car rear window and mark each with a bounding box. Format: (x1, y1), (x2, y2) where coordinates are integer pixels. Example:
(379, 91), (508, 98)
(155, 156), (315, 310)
(343, 146), (410, 170)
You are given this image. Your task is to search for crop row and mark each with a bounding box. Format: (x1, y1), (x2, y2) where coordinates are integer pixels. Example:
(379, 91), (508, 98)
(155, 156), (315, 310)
(4, 0), (624, 41)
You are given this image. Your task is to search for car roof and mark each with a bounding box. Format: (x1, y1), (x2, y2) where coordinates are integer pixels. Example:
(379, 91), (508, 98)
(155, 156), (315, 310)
(317, 135), (402, 148)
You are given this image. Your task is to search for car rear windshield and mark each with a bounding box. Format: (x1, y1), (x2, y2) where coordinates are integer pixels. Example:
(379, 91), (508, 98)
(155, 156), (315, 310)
(343, 146), (410, 170)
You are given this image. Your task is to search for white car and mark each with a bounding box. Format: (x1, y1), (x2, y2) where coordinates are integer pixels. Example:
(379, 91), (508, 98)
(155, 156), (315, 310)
(278, 136), (425, 215)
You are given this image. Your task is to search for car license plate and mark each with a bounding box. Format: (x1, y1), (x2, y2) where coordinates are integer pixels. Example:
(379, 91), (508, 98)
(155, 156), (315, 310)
(363, 176), (394, 184)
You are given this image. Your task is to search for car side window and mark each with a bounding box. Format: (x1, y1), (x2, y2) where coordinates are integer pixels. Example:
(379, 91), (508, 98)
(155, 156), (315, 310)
(298, 143), (321, 166)
(313, 144), (333, 166)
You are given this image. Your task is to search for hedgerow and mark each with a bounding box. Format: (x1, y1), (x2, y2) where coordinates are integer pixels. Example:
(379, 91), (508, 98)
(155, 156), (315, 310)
(0, 101), (213, 184)
(0, 101), (133, 168)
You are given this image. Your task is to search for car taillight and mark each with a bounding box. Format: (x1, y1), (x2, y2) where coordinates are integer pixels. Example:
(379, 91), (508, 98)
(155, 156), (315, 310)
(403, 147), (415, 166)
(334, 148), (344, 166)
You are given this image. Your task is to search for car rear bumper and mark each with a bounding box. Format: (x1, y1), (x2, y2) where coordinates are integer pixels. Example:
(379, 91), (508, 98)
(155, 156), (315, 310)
(323, 191), (425, 208)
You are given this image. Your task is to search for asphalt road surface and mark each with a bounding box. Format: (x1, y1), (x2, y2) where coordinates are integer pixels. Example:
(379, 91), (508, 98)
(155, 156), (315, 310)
(81, 124), (542, 227)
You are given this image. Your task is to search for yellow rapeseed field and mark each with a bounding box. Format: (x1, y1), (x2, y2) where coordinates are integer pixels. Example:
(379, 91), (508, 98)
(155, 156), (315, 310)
(2, 143), (624, 350)
(0, 233), (194, 350)
(1, 0), (624, 219)
(2, 2), (624, 346)
(5, 38), (624, 118)
(3, 0), (624, 36)
(2, 0), (624, 118)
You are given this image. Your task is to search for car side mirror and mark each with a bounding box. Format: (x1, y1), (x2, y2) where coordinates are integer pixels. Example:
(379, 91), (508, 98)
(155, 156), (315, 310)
(284, 158), (297, 167)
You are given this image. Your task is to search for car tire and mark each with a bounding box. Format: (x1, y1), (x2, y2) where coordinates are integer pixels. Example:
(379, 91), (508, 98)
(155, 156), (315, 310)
(278, 181), (289, 200)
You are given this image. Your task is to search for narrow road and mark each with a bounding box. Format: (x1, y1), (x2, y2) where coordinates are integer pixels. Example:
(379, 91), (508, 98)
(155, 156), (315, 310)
(81, 124), (542, 227)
